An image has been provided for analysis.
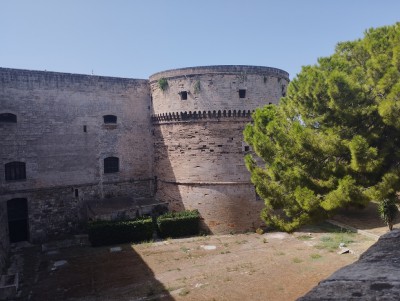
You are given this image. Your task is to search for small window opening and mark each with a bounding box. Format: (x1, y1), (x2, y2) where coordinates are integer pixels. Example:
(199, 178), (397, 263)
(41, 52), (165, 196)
(103, 115), (117, 124)
(244, 146), (250, 152)
(5, 161), (26, 181)
(180, 91), (188, 100)
(0, 113), (17, 123)
(239, 89), (246, 98)
(104, 157), (119, 173)
(83, 125), (87, 132)
(74, 189), (79, 198)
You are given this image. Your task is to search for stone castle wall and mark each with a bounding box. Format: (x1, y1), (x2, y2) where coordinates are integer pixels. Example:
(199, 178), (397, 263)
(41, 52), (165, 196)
(0, 202), (8, 273)
(150, 66), (288, 233)
(0, 65), (288, 249)
(0, 68), (154, 243)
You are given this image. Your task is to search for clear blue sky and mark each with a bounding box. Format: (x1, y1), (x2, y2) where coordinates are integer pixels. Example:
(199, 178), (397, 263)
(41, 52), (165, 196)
(1, 0), (399, 80)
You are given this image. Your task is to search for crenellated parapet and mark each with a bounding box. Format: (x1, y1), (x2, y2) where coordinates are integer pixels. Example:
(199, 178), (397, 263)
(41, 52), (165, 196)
(151, 109), (254, 123)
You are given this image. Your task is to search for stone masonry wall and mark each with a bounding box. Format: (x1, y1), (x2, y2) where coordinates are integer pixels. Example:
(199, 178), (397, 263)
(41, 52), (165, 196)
(151, 66), (288, 233)
(0, 68), (153, 242)
(0, 202), (9, 273)
(150, 65), (289, 114)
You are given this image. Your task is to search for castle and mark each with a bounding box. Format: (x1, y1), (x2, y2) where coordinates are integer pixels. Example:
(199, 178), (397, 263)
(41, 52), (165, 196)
(0, 65), (289, 271)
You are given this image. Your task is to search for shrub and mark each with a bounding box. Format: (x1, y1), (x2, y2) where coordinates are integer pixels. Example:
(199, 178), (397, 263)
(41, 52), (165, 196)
(157, 210), (200, 238)
(158, 78), (168, 91)
(378, 198), (399, 231)
(88, 218), (154, 246)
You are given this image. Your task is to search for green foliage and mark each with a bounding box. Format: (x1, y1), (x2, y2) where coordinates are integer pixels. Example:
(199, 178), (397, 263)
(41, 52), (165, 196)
(88, 218), (154, 246)
(378, 198), (399, 230)
(244, 23), (400, 231)
(193, 80), (201, 94)
(157, 210), (200, 238)
(158, 78), (168, 91)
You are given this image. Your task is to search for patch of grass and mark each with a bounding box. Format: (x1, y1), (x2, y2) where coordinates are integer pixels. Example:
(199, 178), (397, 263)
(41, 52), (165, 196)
(292, 257), (303, 263)
(296, 235), (312, 240)
(263, 238), (268, 243)
(178, 288), (190, 296)
(316, 232), (355, 251)
(310, 253), (322, 259)
(235, 240), (248, 245)
(180, 246), (190, 253)
(220, 250), (231, 254)
(275, 251), (285, 256)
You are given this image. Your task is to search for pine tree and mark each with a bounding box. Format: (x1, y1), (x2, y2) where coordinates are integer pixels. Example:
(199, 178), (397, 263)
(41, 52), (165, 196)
(244, 23), (400, 232)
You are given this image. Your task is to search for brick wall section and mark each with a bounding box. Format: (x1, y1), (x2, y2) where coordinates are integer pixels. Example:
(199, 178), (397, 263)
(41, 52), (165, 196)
(151, 66), (287, 233)
(0, 68), (153, 242)
(0, 202), (9, 273)
(150, 65), (289, 114)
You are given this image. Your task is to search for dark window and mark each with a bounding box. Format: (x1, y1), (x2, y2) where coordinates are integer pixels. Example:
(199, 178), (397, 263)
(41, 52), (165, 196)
(74, 189), (79, 198)
(5, 161), (26, 181)
(83, 125), (87, 132)
(103, 115), (117, 124)
(7, 198), (29, 242)
(0, 113), (17, 123)
(239, 89), (246, 98)
(180, 91), (188, 100)
(104, 157), (119, 173)
(244, 146), (250, 152)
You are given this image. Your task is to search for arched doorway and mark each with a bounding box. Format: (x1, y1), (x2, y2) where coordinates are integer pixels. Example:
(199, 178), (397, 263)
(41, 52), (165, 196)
(7, 198), (29, 242)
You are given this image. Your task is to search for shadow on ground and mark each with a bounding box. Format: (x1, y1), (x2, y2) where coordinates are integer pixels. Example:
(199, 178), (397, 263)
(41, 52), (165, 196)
(19, 243), (174, 301)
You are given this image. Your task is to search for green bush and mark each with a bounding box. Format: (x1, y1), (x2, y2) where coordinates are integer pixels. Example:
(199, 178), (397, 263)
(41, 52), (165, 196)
(157, 210), (200, 238)
(88, 218), (154, 246)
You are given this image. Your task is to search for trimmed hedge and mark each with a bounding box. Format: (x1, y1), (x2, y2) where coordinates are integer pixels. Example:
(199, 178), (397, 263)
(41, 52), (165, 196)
(88, 218), (154, 246)
(157, 210), (200, 238)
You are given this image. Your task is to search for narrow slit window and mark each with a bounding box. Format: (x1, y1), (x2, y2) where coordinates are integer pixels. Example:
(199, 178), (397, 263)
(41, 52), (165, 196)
(239, 89), (246, 99)
(104, 157), (119, 173)
(180, 91), (188, 100)
(103, 115), (117, 124)
(0, 113), (17, 123)
(83, 125), (87, 132)
(5, 161), (26, 181)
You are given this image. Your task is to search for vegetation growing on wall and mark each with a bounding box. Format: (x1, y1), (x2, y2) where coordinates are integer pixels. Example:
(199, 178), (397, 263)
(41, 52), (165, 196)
(193, 80), (201, 94)
(244, 23), (400, 231)
(158, 78), (168, 91)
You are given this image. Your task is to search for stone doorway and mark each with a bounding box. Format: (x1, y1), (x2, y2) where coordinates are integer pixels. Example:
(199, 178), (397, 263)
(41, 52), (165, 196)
(7, 198), (29, 243)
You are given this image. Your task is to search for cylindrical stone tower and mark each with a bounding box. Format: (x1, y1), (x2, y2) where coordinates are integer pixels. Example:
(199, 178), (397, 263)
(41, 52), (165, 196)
(150, 66), (289, 234)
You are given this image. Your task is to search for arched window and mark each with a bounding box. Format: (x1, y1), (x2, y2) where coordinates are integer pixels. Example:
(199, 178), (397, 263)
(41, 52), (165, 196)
(0, 113), (17, 123)
(5, 161), (26, 181)
(104, 157), (119, 173)
(103, 115), (117, 124)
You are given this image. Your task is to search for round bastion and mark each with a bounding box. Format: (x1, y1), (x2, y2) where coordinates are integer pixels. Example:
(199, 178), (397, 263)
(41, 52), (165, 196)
(150, 65), (289, 234)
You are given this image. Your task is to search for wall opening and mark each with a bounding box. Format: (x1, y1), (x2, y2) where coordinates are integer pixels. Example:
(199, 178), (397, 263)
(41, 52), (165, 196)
(7, 198), (29, 243)
(83, 125), (87, 132)
(239, 89), (246, 98)
(0, 113), (17, 123)
(179, 91), (188, 100)
(103, 115), (117, 124)
(5, 161), (26, 181)
(104, 157), (119, 173)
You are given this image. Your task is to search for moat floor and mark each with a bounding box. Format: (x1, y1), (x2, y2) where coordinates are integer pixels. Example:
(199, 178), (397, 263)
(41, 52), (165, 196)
(11, 224), (376, 301)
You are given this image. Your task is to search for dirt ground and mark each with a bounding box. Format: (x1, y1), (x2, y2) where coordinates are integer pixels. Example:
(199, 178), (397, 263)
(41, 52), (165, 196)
(12, 222), (376, 301)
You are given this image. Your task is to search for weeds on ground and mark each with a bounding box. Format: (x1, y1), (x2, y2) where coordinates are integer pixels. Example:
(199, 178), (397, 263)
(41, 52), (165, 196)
(315, 232), (355, 252)
(292, 257), (303, 263)
(179, 288), (190, 296)
(310, 253), (322, 259)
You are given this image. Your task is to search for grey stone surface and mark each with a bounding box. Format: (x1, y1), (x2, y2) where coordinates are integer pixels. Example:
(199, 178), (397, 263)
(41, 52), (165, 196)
(298, 229), (400, 300)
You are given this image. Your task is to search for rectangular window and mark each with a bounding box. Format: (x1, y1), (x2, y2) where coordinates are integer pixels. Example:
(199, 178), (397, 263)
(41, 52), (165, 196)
(180, 91), (188, 100)
(83, 125), (87, 132)
(239, 89), (246, 98)
(5, 162), (26, 181)
(104, 157), (119, 173)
